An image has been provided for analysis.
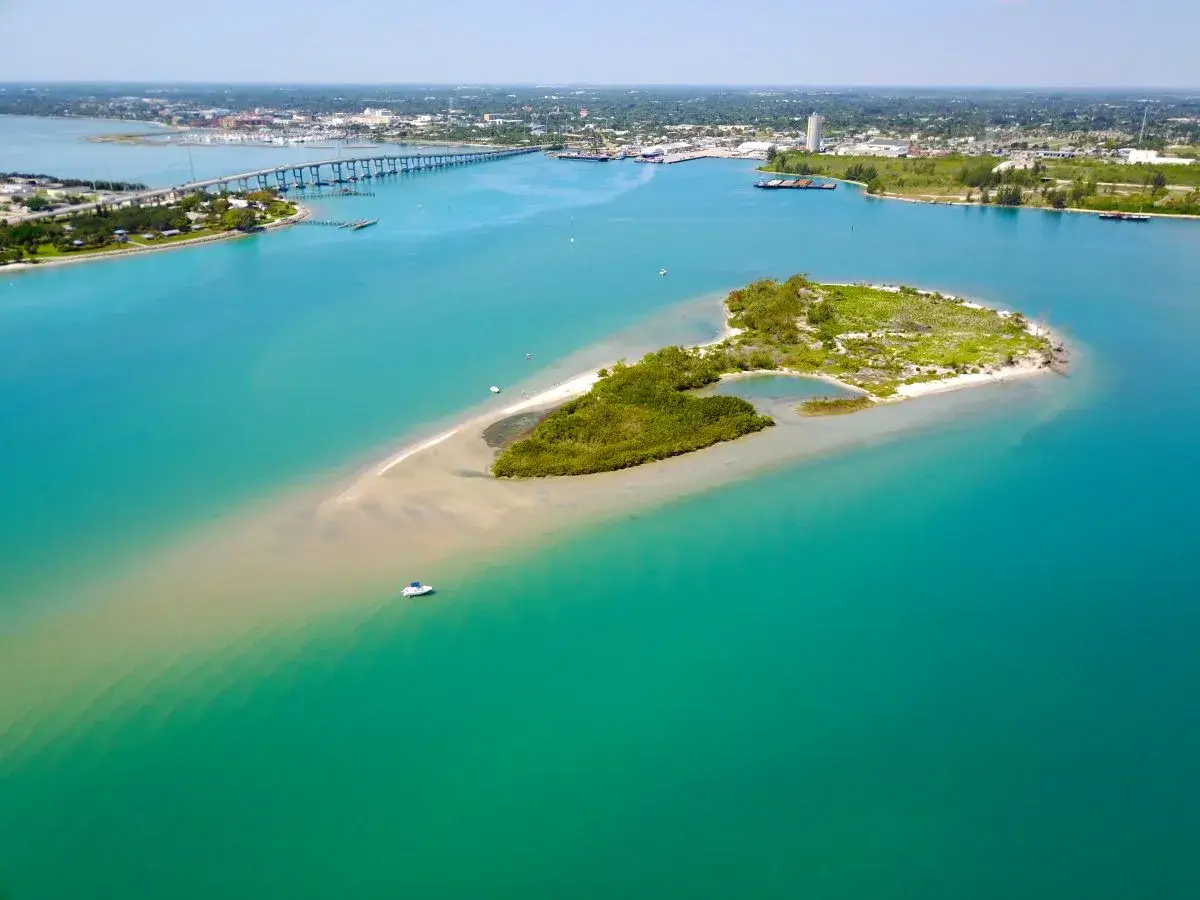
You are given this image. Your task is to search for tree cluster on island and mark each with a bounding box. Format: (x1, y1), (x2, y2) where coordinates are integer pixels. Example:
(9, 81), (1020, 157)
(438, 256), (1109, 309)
(493, 276), (1056, 478)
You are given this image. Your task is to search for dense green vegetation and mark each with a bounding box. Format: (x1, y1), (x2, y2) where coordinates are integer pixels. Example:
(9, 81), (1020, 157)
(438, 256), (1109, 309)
(725, 278), (1051, 397)
(491, 346), (774, 477)
(766, 151), (1200, 214)
(798, 396), (874, 416)
(0, 190), (296, 264)
(495, 276), (1055, 477)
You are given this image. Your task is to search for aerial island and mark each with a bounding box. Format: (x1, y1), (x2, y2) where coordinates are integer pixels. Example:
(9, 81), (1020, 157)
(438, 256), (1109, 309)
(491, 276), (1065, 478)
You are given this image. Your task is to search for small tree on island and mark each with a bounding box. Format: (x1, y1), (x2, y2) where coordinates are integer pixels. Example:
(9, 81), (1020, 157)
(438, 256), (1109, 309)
(221, 208), (258, 232)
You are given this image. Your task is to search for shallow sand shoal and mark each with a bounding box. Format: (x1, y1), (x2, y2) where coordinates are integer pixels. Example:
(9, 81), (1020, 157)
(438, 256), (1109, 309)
(0, 363), (1074, 770)
(0, 286), (1071, 766)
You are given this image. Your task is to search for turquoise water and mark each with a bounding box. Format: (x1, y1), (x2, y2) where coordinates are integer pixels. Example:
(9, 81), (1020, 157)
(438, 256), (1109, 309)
(708, 373), (858, 401)
(2, 116), (1200, 898)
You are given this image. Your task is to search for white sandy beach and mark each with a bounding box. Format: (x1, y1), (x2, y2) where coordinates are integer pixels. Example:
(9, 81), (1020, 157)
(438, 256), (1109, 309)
(339, 323), (745, 500)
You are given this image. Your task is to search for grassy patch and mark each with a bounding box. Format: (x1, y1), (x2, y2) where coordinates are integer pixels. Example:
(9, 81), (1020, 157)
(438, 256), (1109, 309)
(798, 396), (874, 416)
(725, 278), (1049, 396)
(492, 346), (774, 477)
(1044, 159), (1200, 190)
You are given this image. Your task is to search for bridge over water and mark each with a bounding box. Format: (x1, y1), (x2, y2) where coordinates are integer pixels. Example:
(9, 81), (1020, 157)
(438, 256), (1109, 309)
(18, 146), (543, 223)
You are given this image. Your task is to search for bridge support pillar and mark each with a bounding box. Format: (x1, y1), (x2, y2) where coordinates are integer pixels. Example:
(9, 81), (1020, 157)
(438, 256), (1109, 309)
(257, 173), (269, 190)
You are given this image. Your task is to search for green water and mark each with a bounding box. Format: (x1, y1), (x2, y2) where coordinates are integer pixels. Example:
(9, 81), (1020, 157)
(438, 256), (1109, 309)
(2, 116), (1199, 898)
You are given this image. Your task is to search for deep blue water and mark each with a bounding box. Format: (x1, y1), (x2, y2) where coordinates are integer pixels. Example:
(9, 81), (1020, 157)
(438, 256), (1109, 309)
(1, 115), (1199, 899)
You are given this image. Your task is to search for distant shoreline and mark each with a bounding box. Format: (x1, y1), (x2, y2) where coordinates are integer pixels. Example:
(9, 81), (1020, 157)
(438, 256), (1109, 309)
(84, 130), (502, 153)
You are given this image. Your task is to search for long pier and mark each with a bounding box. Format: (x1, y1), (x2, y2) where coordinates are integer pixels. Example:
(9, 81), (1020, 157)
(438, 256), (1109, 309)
(300, 218), (379, 230)
(18, 147), (542, 223)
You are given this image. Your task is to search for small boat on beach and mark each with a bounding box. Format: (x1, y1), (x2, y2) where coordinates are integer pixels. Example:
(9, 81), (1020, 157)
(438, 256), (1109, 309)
(401, 581), (434, 598)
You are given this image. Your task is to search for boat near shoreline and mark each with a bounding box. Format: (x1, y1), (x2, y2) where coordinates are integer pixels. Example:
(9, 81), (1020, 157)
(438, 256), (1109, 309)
(754, 178), (837, 190)
(1098, 211), (1151, 221)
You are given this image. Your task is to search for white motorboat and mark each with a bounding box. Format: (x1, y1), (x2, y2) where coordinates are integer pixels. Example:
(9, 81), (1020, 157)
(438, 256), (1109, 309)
(658, 268), (668, 276)
(489, 385), (502, 394)
(401, 581), (434, 598)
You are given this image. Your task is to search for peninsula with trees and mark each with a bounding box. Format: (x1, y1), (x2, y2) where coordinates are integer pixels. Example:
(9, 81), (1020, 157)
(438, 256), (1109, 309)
(492, 276), (1062, 478)
(0, 187), (300, 266)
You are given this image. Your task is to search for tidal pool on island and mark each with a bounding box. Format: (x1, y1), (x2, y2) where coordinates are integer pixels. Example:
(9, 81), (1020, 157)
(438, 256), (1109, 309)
(2, 114), (1199, 900)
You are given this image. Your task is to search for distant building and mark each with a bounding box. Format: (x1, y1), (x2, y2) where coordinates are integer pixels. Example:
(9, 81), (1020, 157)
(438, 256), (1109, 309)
(350, 108), (396, 127)
(1126, 149), (1194, 166)
(836, 137), (911, 158)
(47, 185), (94, 199)
(737, 141), (776, 155)
(806, 114), (824, 152)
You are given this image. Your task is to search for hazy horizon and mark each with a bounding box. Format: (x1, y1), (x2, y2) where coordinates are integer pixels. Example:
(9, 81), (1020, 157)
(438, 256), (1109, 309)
(1, 0), (1196, 88)
(1, 82), (1198, 93)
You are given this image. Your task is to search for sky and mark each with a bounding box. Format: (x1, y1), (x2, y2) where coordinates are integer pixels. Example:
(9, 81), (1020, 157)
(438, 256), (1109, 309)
(0, 0), (1196, 87)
